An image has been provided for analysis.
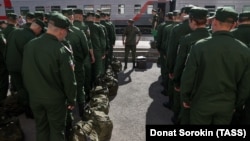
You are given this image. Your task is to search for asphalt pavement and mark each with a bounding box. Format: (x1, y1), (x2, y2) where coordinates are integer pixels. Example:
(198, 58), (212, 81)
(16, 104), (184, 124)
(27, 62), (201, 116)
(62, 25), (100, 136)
(18, 62), (174, 141)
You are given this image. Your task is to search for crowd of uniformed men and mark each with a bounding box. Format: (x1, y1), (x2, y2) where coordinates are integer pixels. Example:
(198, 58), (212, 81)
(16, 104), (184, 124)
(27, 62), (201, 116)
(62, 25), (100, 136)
(0, 8), (116, 141)
(154, 5), (250, 125)
(1, 3), (250, 141)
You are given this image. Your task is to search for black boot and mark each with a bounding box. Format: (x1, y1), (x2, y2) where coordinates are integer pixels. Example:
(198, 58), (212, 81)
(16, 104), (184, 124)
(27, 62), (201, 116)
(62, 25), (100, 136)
(133, 61), (136, 69)
(124, 62), (127, 70)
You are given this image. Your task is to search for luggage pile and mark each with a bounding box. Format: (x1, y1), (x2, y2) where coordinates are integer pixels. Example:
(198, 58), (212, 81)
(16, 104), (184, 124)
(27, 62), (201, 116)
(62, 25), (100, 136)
(73, 82), (113, 141)
(72, 56), (121, 141)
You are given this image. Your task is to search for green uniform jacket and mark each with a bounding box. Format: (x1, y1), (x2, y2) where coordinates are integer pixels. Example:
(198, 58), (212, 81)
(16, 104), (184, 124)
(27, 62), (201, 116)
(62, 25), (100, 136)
(96, 22), (108, 54)
(2, 24), (16, 40)
(66, 25), (89, 70)
(101, 20), (115, 47)
(85, 21), (103, 51)
(231, 24), (250, 48)
(156, 21), (172, 52)
(6, 28), (36, 72)
(167, 19), (192, 73)
(181, 31), (250, 111)
(22, 33), (77, 106)
(123, 25), (141, 46)
(162, 22), (178, 56)
(174, 28), (211, 87)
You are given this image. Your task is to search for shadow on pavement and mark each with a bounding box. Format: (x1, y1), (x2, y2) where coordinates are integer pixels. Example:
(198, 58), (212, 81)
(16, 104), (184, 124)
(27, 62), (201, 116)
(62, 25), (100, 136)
(118, 69), (133, 86)
(146, 76), (173, 125)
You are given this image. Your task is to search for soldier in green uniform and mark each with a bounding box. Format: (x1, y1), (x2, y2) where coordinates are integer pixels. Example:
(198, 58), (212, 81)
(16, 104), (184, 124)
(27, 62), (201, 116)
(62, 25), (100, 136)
(173, 7), (211, 124)
(85, 12), (105, 81)
(151, 9), (159, 41)
(22, 13), (76, 141)
(166, 5), (194, 124)
(73, 9), (95, 102)
(2, 13), (17, 40)
(5, 19), (45, 118)
(181, 7), (250, 125)
(95, 13), (109, 73)
(104, 12), (116, 67)
(34, 11), (45, 21)
(100, 12), (115, 71)
(162, 10), (180, 110)
(122, 19), (141, 70)
(156, 12), (174, 95)
(73, 8), (95, 102)
(21, 12), (35, 28)
(230, 11), (250, 124)
(62, 8), (89, 120)
(231, 11), (250, 47)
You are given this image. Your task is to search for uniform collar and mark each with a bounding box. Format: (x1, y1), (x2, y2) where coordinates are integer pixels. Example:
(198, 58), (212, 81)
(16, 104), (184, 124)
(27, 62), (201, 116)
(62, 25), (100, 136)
(212, 30), (234, 38)
(44, 33), (59, 41)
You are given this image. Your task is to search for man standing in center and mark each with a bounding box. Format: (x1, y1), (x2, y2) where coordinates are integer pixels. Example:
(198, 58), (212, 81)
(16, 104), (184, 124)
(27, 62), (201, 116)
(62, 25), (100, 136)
(122, 19), (141, 70)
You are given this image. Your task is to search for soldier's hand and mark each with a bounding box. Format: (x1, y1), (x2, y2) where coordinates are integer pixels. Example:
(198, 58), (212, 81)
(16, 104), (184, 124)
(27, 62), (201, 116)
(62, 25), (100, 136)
(169, 73), (174, 80)
(183, 102), (190, 109)
(91, 56), (95, 63)
(67, 105), (75, 110)
(174, 87), (180, 92)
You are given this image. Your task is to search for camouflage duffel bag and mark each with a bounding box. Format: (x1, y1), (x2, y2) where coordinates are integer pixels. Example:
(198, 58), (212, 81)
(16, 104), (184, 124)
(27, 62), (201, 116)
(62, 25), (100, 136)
(72, 120), (99, 141)
(89, 94), (110, 115)
(90, 85), (109, 98)
(0, 110), (25, 141)
(92, 111), (113, 141)
(104, 75), (119, 101)
(111, 56), (122, 73)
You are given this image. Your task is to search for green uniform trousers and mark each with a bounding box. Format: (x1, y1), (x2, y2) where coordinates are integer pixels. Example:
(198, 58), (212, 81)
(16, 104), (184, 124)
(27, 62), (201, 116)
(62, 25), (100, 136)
(0, 54), (8, 101)
(92, 50), (104, 80)
(83, 56), (92, 101)
(124, 45), (136, 66)
(30, 100), (67, 141)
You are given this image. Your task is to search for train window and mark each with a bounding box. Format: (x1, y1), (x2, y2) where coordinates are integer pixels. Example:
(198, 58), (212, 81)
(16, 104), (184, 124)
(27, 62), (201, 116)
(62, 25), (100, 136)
(67, 5), (77, 9)
(51, 6), (61, 12)
(204, 5), (216, 12)
(134, 4), (141, 14)
(84, 5), (94, 14)
(101, 5), (111, 13)
(243, 5), (250, 12)
(118, 4), (125, 14)
(5, 7), (14, 15)
(147, 5), (153, 14)
(20, 6), (29, 16)
(35, 6), (45, 12)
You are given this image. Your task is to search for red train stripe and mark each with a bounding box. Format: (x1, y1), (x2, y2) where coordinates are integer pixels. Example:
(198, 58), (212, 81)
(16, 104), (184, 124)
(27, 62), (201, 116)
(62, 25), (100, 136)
(133, 0), (154, 21)
(0, 16), (7, 20)
(4, 0), (12, 8)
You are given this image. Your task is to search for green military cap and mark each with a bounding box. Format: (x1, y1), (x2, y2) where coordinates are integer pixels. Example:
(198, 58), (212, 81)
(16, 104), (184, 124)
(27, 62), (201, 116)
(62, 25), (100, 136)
(213, 7), (238, 23)
(7, 13), (17, 19)
(239, 11), (250, 21)
(181, 5), (195, 14)
(48, 13), (71, 31)
(95, 13), (100, 19)
(73, 8), (83, 15)
(34, 11), (44, 20)
(44, 13), (50, 19)
(86, 12), (95, 17)
(26, 12), (35, 19)
(61, 8), (73, 16)
(189, 7), (208, 19)
(128, 19), (134, 23)
(96, 9), (101, 13)
(166, 12), (173, 17)
(106, 12), (110, 16)
(34, 18), (45, 30)
(173, 10), (180, 16)
(100, 12), (106, 17)
(152, 9), (157, 12)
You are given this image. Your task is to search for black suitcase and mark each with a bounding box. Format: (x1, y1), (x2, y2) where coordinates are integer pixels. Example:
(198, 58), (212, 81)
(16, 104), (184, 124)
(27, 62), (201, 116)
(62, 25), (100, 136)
(136, 56), (147, 69)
